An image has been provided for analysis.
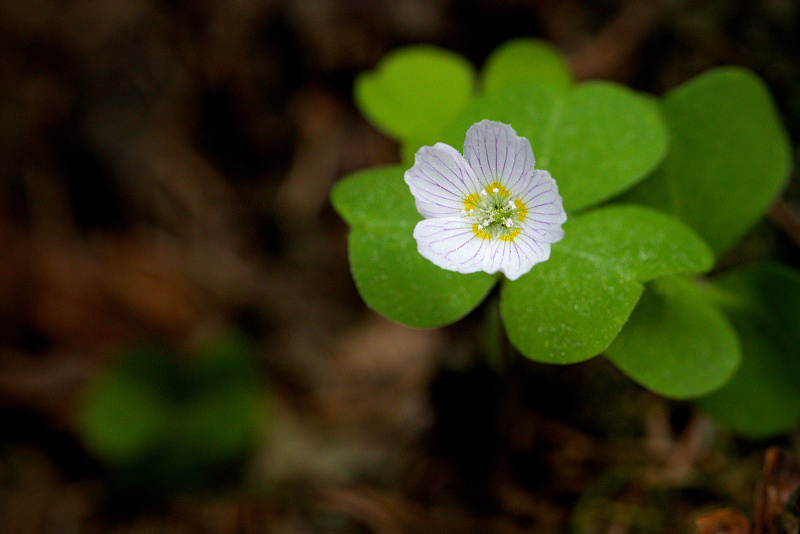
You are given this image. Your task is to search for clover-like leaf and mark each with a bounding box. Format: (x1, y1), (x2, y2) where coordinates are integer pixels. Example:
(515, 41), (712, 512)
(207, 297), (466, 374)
(78, 337), (260, 493)
(355, 45), (476, 150)
(443, 82), (667, 213)
(481, 38), (574, 95)
(79, 347), (170, 463)
(332, 165), (497, 327)
(501, 205), (714, 364)
(697, 263), (800, 438)
(605, 275), (740, 399)
(621, 67), (792, 257)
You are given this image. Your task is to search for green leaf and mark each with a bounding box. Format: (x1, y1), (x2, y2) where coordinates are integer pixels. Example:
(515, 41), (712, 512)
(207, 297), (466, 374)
(481, 38), (574, 95)
(354, 45), (476, 145)
(349, 224), (498, 328)
(621, 67), (792, 257)
(698, 263), (800, 438)
(78, 339), (260, 492)
(332, 165), (497, 327)
(501, 205), (714, 364)
(441, 83), (560, 156)
(79, 363), (168, 463)
(330, 165), (420, 227)
(605, 275), (740, 399)
(188, 333), (261, 457)
(443, 82), (667, 213)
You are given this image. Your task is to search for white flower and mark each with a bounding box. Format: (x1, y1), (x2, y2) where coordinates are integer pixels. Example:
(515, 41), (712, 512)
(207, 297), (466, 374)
(404, 120), (567, 281)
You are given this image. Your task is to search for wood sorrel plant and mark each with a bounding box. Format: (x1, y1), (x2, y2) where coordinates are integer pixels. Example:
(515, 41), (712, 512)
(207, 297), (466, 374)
(331, 39), (799, 438)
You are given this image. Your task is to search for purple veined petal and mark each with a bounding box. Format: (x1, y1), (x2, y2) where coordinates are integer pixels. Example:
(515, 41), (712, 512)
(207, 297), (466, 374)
(517, 170), (562, 208)
(463, 120), (535, 192)
(517, 169), (567, 243)
(413, 217), (491, 274)
(521, 218), (566, 244)
(482, 233), (551, 281)
(408, 121), (566, 280)
(404, 143), (483, 219)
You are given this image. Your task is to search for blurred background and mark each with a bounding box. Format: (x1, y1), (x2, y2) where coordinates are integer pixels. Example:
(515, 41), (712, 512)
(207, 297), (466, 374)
(1, 0), (800, 532)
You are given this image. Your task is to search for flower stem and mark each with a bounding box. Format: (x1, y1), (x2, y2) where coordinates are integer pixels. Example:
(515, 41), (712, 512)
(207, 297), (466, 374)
(481, 290), (512, 372)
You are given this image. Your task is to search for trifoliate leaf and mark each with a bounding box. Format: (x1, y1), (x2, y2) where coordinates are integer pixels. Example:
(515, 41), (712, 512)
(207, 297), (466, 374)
(698, 263), (800, 438)
(621, 67), (792, 257)
(605, 275), (740, 399)
(502, 205), (714, 364)
(443, 82), (667, 213)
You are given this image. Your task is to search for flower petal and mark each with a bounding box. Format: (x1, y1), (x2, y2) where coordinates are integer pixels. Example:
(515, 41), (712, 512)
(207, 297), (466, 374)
(482, 234), (551, 281)
(404, 143), (483, 218)
(519, 169), (567, 243)
(413, 217), (492, 274)
(463, 120), (535, 192)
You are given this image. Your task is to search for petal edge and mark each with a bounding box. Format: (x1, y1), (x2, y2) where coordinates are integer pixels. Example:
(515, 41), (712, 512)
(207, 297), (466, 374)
(404, 143), (482, 218)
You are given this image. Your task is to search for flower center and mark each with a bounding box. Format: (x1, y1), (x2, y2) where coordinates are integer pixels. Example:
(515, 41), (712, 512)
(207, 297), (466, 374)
(463, 182), (527, 241)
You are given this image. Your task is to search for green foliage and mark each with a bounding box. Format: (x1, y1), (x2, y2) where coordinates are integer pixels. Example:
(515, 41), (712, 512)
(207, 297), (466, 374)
(605, 276), (740, 398)
(80, 347), (170, 463)
(336, 67), (673, 329)
(336, 39), (799, 435)
(78, 334), (261, 494)
(501, 206), (713, 364)
(348, 226), (498, 327)
(331, 165), (497, 327)
(609, 68), (799, 432)
(697, 264), (800, 438)
(355, 40), (577, 163)
(621, 67), (792, 257)
(330, 165), (421, 227)
(443, 82), (667, 212)
(481, 38), (574, 95)
(354, 45), (476, 153)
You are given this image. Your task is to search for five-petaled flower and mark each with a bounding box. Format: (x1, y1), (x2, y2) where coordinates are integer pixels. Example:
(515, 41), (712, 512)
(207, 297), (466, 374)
(404, 120), (567, 281)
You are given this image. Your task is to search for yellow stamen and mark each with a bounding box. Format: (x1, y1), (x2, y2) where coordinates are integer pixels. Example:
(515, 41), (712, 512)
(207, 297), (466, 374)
(499, 228), (521, 242)
(464, 193), (481, 213)
(472, 224), (492, 240)
(486, 182), (509, 196)
(514, 198), (527, 221)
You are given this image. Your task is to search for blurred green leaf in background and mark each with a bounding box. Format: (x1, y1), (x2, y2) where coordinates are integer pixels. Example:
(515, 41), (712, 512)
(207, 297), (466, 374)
(78, 333), (262, 497)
